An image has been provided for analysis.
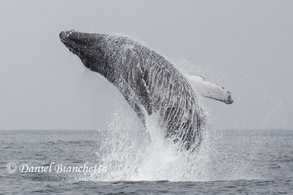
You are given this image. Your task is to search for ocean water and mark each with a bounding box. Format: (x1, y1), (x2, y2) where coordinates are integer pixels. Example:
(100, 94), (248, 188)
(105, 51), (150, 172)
(1, 128), (292, 194)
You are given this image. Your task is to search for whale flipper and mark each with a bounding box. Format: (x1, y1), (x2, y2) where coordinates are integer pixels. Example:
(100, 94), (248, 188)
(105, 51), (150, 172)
(185, 75), (233, 104)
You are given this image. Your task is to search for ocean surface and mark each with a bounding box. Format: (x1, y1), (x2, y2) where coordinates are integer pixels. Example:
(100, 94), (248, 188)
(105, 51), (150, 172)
(1, 129), (292, 194)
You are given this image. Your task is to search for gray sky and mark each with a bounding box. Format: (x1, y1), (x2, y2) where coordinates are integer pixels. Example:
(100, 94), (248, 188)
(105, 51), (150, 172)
(0, 0), (292, 130)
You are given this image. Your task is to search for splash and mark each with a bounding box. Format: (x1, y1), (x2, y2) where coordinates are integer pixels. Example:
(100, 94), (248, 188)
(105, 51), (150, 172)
(93, 102), (199, 181)
(89, 101), (257, 182)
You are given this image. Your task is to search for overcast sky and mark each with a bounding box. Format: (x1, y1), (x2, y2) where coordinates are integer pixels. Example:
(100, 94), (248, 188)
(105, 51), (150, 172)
(0, 0), (292, 130)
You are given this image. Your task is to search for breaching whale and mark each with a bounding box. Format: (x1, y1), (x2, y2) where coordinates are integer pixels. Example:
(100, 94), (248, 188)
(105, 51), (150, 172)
(59, 30), (233, 151)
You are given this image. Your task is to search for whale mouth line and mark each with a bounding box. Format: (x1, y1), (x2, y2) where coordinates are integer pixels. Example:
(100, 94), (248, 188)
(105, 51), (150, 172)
(60, 38), (90, 57)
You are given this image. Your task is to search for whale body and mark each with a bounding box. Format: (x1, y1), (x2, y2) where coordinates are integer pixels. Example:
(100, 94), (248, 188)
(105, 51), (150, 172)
(59, 30), (232, 151)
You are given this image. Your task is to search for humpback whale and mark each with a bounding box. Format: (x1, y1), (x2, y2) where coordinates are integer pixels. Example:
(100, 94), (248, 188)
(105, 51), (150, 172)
(59, 30), (233, 151)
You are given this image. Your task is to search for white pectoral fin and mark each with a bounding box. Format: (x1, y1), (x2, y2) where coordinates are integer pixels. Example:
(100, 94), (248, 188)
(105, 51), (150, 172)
(185, 75), (233, 104)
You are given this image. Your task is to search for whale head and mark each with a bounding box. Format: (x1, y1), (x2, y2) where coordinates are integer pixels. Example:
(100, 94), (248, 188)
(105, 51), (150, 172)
(59, 30), (111, 75)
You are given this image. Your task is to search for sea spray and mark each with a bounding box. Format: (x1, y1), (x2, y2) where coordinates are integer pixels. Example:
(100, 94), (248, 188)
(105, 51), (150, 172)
(93, 103), (148, 181)
(90, 101), (260, 182)
(132, 114), (180, 180)
(92, 101), (212, 181)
